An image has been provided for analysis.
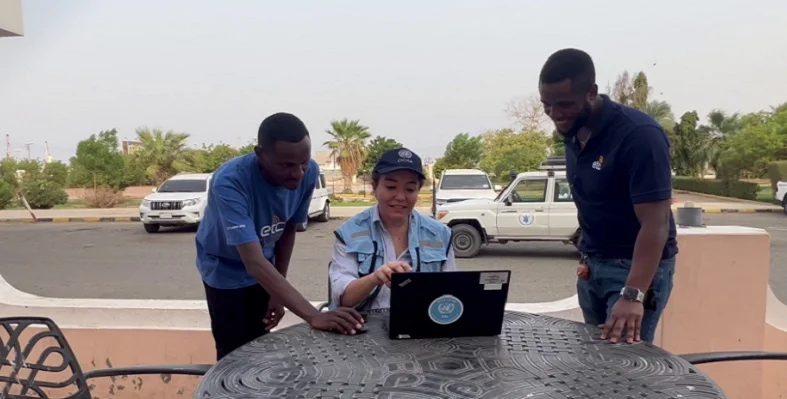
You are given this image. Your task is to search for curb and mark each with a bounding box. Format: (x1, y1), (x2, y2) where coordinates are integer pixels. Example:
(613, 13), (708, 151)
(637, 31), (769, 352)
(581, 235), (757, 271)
(0, 217), (142, 224)
(700, 208), (783, 214)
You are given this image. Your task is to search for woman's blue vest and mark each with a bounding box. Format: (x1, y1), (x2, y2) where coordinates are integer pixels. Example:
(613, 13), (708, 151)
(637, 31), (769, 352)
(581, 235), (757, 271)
(333, 207), (453, 277)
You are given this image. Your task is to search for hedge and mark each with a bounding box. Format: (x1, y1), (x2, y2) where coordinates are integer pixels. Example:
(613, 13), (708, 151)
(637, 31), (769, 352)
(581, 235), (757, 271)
(672, 176), (759, 200)
(767, 161), (787, 195)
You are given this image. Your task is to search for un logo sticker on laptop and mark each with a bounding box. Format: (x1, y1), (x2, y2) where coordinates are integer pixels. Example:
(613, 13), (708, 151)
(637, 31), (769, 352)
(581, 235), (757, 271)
(428, 295), (464, 325)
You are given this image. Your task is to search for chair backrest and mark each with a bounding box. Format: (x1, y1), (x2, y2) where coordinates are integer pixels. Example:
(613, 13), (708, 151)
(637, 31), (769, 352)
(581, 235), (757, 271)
(0, 317), (91, 399)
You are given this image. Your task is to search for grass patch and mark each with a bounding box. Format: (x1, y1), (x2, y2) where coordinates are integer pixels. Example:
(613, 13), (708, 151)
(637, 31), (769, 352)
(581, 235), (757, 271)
(6, 198), (141, 210)
(756, 186), (778, 203)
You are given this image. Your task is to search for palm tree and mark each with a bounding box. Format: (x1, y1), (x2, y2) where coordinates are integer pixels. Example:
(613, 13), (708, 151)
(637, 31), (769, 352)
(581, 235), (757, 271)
(135, 128), (191, 186)
(645, 100), (676, 131)
(703, 110), (741, 175)
(323, 119), (371, 193)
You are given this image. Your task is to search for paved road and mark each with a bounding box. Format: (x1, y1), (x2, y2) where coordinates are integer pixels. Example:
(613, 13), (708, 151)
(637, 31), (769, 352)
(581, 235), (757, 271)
(0, 221), (580, 303)
(1, 213), (785, 303)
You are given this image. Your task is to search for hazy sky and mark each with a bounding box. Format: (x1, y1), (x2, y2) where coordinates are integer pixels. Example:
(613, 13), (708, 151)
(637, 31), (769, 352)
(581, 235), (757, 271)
(1, 0), (786, 162)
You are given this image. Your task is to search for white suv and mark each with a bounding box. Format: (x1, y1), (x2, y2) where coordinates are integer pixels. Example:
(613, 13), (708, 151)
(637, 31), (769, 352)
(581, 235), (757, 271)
(139, 173), (212, 233)
(297, 173), (331, 232)
(776, 180), (787, 215)
(435, 169), (501, 207)
(435, 168), (580, 258)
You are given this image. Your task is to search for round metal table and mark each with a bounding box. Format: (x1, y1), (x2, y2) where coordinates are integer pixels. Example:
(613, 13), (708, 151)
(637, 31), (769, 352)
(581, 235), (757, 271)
(195, 310), (726, 398)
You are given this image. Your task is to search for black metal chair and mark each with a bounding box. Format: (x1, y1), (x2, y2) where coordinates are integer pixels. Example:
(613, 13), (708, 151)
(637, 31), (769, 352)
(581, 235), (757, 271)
(317, 261), (331, 312)
(0, 317), (211, 399)
(679, 351), (787, 365)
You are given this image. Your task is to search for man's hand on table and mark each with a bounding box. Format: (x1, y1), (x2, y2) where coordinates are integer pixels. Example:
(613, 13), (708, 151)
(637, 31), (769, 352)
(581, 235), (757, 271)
(263, 301), (285, 331)
(599, 299), (644, 344)
(307, 307), (365, 335)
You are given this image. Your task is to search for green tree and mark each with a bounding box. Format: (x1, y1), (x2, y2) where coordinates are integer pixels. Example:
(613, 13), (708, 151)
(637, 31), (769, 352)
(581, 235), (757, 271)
(42, 161), (69, 186)
(611, 70), (675, 128)
(0, 179), (13, 209)
(358, 136), (403, 177)
(630, 71), (650, 111)
(121, 153), (153, 186)
(238, 141), (256, 154)
(183, 144), (240, 173)
(433, 133), (484, 178)
(0, 158), (19, 188)
(479, 129), (548, 180)
(645, 100), (676, 131)
(323, 119), (372, 193)
(700, 109), (741, 176)
(669, 111), (712, 177)
(14, 159), (44, 182)
(20, 179), (68, 209)
(68, 129), (126, 188)
(549, 131), (565, 156)
(717, 104), (787, 179)
(134, 128), (191, 186)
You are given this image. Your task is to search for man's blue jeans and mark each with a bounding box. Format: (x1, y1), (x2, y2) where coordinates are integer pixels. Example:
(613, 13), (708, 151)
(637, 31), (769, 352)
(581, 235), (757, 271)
(576, 256), (676, 343)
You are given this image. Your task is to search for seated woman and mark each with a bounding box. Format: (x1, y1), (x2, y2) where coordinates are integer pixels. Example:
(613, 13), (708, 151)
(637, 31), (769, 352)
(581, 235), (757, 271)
(328, 148), (457, 311)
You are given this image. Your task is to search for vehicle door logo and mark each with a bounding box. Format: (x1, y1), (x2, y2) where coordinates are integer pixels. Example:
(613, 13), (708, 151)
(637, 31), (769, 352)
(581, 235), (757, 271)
(519, 213), (535, 226)
(428, 295), (464, 325)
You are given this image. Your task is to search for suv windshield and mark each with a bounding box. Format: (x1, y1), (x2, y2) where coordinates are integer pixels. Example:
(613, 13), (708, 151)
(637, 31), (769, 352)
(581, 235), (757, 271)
(157, 179), (207, 193)
(439, 175), (491, 190)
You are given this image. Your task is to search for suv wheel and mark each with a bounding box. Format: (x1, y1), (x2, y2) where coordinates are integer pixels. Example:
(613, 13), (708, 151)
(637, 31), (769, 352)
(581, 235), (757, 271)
(451, 224), (482, 258)
(143, 224), (160, 234)
(782, 198), (787, 216)
(316, 202), (330, 222)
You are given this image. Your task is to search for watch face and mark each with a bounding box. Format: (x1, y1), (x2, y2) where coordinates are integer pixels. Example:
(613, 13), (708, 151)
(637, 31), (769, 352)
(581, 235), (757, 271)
(622, 287), (639, 301)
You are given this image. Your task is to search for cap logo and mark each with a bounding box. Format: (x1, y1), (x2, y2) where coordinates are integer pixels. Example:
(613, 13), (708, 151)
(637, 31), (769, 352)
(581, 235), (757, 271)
(398, 149), (413, 159)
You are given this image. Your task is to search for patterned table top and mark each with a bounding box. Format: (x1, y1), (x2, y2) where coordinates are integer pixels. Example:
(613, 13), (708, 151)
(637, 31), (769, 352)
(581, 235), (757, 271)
(195, 310), (726, 398)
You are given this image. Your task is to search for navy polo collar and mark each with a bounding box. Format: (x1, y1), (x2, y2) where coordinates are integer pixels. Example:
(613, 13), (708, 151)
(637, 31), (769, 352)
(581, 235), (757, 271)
(563, 94), (617, 145)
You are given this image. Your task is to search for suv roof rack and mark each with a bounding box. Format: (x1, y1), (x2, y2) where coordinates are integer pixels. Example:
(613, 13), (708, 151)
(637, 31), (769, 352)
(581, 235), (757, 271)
(538, 156), (566, 171)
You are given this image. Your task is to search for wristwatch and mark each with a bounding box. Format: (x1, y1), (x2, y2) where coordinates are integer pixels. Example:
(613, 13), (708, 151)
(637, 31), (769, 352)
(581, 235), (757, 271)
(620, 286), (645, 303)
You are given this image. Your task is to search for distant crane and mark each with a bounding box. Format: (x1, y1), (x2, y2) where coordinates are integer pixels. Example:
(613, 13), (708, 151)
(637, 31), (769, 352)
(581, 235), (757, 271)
(44, 141), (53, 163)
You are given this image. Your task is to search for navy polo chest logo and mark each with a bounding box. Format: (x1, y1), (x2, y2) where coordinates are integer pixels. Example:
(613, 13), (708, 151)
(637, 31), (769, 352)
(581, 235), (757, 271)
(592, 155), (604, 171)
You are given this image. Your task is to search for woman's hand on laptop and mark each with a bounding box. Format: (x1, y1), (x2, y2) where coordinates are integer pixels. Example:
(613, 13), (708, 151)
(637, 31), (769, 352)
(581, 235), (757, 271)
(374, 261), (413, 288)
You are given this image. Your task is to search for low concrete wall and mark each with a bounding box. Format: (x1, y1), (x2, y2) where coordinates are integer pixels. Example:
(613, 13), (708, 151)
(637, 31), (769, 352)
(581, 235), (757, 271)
(2, 226), (786, 398)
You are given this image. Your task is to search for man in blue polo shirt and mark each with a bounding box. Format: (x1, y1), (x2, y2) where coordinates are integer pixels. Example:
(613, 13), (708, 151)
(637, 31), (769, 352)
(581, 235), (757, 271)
(196, 112), (364, 360)
(538, 49), (678, 344)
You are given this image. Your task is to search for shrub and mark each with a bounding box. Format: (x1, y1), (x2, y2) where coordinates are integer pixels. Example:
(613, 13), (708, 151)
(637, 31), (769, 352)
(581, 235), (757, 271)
(20, 180), (69, 209)
(672, 176), (759, 200)
(767, 161), (787, 195)
(0, 180), (14, 210)
(82, 187), (124, 208)
(328, 193), (343, 203)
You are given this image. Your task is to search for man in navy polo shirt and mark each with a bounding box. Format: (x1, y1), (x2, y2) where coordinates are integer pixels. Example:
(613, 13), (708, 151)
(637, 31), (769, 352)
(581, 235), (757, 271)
(196, 112), (364, 360)
(538, 49), (678, 344)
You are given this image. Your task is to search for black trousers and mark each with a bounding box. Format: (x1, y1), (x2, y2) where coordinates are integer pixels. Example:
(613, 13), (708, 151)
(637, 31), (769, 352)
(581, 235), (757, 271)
(203, 281), (271, 361)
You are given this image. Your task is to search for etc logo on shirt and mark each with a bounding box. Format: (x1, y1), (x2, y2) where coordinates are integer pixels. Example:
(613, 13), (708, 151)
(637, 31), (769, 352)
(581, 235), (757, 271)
(260, 216), (286, 238)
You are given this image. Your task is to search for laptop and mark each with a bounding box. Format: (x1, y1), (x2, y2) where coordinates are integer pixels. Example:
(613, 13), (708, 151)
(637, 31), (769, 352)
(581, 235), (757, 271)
(386, 270), (511, 340)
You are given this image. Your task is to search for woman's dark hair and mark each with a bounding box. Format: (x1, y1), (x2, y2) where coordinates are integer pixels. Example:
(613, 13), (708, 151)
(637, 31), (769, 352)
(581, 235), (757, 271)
(371, 171), (426, 189)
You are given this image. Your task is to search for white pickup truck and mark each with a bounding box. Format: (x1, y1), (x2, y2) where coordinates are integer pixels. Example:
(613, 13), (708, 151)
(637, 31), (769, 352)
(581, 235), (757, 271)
(434, 168), (580, 258)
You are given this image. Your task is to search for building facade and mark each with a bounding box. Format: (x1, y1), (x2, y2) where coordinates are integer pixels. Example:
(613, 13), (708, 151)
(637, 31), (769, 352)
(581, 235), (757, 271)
(0, 0), (23, 38)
